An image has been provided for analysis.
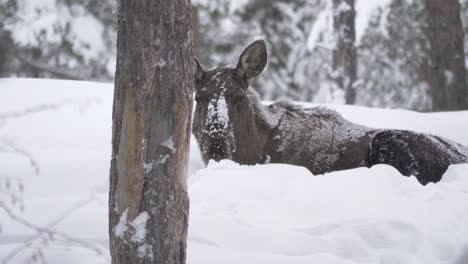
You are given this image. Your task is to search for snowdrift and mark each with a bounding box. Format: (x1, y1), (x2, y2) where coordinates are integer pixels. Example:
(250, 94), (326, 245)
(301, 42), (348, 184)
(1, 78), (468, 264)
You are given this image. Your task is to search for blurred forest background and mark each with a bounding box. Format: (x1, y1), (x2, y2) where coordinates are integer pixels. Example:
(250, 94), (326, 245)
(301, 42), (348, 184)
(1, 0), (468, 111)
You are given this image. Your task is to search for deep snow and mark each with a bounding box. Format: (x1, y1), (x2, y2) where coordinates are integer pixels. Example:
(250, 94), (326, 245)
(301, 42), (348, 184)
(1, 78), (468, 264)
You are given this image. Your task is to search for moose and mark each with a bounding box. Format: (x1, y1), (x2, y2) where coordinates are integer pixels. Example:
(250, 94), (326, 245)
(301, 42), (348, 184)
(192, 40), (468, 185)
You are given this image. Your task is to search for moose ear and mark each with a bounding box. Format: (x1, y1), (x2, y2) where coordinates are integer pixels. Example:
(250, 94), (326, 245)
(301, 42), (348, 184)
(236, 40), (267, 82)
(193, 57), (205, 82)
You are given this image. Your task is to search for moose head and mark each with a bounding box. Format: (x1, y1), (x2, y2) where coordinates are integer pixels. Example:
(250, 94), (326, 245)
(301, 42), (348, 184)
(192, 40), (271, 165)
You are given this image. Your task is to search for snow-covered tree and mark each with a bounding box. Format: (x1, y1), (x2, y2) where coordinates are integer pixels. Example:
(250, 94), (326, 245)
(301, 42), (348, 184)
(193, 0), (249, 68)
(356, 0), (432, 111)
(237, 0), (329, 101)
(2, 0), (468, 111)
(0, 0), (117, 80)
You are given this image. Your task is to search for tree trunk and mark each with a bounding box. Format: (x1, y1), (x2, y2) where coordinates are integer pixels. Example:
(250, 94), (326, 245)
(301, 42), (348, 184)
(425, 0), (468, 111)
(191, 5), (200, 58)
(108, 0), (193, 263)
(332, 0), (357, 104)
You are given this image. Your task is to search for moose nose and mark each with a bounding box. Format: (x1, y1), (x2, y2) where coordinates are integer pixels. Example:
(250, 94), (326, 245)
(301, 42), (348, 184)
(206, 138), (233, 162)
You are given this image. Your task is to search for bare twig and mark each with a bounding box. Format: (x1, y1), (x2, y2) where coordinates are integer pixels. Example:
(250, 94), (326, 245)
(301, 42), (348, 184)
(0, 201), (50, 234)
(0, 175), (25, 213)
(0, 99), (106, 263)
(0, 98), (101, 121)
(13, 53), (88, 81)
(0, 190), (106, 264)
(0, 138), (40, 175)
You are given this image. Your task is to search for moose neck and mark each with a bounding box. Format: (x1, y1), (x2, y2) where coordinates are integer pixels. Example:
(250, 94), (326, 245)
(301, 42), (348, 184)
(231, 90), (280, 165)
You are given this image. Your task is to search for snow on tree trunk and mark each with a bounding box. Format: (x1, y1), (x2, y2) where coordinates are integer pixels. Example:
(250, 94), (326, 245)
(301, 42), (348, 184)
(332, 0), (357, 105)
(426, 0), (468, 111)
(108, 0), (193, 263)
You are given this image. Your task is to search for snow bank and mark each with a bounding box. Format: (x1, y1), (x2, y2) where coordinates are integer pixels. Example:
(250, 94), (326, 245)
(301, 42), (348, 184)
(189, 161), (468, 264)
(1, 78), (468, 264)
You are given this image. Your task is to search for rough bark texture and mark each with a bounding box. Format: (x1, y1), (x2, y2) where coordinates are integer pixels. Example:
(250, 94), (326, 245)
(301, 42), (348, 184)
(191, 5), (200, 58)
(109, 0), (193, 264)
(332, 0), (357, 104)
(426, 0), (468, 111)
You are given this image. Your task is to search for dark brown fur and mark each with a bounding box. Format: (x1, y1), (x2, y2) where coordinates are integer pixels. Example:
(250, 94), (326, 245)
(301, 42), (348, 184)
(193, 40), (468, 185)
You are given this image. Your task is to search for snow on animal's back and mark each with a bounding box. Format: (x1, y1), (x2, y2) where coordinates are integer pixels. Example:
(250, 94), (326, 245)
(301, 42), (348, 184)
(311, 103), (468, 146)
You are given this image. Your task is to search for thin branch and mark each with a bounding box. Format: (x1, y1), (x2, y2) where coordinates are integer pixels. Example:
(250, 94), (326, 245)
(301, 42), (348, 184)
(0, 192), (106, 264)
(0, 175), (25, 213)
(13, 53), (87, 80)
(313, 43), (334, 52)
(46, 192), (97, 228)
(0, 201), (50, 234)
(0, 138), (40, 175)
(0, 103), (63, 120)
(0, 98), (100, 121)
(0, 97), (105, 263)
(0, 97), (101, 143)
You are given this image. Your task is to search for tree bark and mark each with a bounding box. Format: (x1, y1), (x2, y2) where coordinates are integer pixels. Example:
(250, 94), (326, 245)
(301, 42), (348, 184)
(425, 0), (468, 111)
(191, 5), (200, 58)
(108, 0), (193, 263)
(332, 0), (357, 104)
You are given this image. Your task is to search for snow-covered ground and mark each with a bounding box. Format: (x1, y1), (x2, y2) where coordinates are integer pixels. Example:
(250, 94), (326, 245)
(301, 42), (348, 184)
(1, 78), (468, 264)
